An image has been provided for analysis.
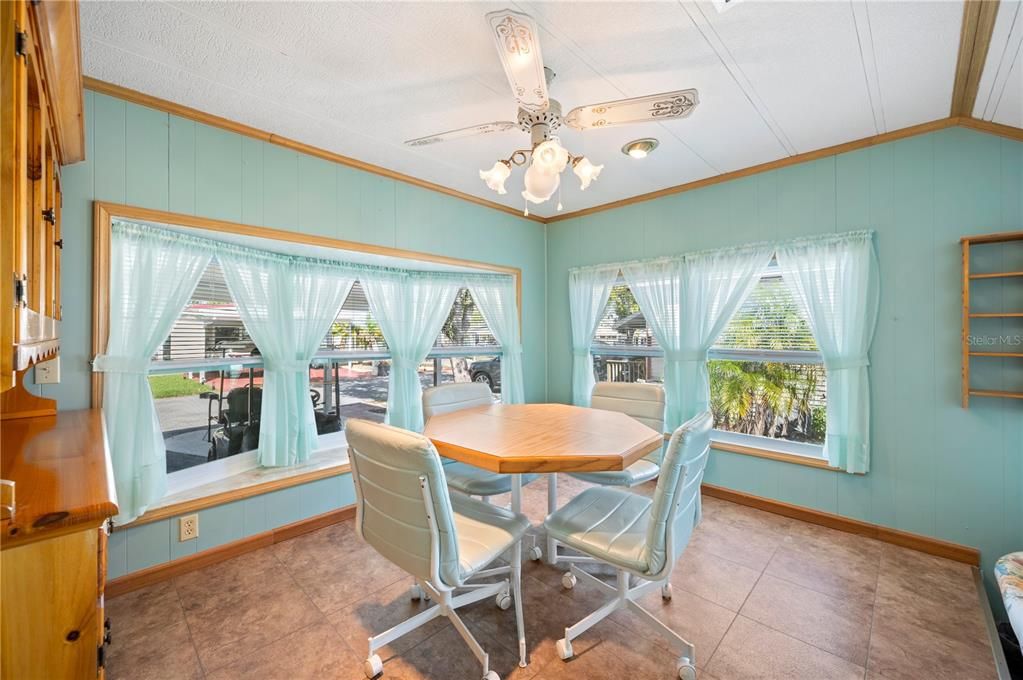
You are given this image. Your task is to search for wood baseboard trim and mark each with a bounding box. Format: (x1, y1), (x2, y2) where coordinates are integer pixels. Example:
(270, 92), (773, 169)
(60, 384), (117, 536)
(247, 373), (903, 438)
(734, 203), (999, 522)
(106, 506), (355, 599)
(701, 483), (980, 566)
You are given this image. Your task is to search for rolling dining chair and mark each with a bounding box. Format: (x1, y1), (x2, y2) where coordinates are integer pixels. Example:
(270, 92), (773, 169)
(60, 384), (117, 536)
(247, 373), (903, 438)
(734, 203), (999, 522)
(546, 382), (666, 567)
(346, 419), (530, 680)
(569, 382), (666, 487)
(543, 411), (712, 680)
(422, 383), (542, 504)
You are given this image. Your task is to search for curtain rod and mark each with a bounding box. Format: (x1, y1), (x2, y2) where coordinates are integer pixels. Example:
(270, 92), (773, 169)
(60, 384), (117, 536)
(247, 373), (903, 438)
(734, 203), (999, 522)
(567, 229), (875, 275)
(113, 220), (514, 285)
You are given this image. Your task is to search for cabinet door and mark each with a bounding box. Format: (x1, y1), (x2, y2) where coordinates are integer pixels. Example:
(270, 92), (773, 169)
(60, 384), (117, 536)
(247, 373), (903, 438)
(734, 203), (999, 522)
(1, 530), (101, 680)
(1, 0), (29, 390)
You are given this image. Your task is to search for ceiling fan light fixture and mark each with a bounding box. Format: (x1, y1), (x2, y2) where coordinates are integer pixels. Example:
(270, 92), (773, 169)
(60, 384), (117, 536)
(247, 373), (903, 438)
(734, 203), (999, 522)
(479, 160), (512, 194)
(622, 138), (659, 159)
(572, 157), (603, 190)
(531, 137), (569, 174)
(522, 161), (561, 203)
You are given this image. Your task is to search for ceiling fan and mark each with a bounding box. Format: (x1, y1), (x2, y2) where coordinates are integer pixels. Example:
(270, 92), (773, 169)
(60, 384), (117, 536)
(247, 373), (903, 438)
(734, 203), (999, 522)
(404, 9), (699, 213)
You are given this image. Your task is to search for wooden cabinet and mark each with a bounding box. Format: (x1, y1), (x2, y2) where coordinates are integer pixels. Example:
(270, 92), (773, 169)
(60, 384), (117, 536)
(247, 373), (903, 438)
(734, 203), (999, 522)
(0, 410), (117, 679)
(1, 0), (84, 393)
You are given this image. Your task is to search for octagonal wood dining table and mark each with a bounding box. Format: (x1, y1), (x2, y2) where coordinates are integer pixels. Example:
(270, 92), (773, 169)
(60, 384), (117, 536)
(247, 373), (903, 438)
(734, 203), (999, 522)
(423, 402), (664, 563)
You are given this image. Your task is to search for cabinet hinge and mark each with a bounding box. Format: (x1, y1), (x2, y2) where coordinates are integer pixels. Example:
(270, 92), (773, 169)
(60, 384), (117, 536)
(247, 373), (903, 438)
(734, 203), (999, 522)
(42, 208), (55, 224)
(97, 644), (105, 670)
(14, 31), (27, 59)
(54, 238), (63, 249)
(13, 275), (26, 308)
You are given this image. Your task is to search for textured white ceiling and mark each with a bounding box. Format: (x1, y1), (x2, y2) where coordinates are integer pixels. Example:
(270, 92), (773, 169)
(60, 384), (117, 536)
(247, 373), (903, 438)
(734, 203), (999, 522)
(974, 0), (1023, 129)
(81, 0), (968, 218)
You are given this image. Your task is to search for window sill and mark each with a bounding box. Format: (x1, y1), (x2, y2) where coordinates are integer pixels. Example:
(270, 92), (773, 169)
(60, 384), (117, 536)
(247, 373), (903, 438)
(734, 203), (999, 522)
(709, 437), (839, 471)
(118, 439), (352, 530)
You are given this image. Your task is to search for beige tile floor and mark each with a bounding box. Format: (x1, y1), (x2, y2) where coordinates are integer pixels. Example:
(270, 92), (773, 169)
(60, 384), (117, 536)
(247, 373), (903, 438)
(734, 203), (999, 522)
(106, 477), (998, 680)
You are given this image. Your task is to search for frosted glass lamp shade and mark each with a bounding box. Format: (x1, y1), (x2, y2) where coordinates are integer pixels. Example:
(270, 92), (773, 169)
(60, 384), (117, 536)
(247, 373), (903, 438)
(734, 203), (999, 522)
(572, 157), (604, 190)
(479, 161), (512, 194)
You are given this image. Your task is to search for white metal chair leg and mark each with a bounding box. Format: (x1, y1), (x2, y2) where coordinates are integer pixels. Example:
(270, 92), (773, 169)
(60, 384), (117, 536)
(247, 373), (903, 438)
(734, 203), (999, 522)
(546, 473), (558, 564)
(511, 540), (527, 667)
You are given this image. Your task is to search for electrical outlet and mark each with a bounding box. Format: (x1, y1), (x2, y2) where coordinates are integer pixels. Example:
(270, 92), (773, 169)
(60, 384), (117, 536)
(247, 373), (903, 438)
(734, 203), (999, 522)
(35, 356), (60, 384)
(179, 514), (199, 542)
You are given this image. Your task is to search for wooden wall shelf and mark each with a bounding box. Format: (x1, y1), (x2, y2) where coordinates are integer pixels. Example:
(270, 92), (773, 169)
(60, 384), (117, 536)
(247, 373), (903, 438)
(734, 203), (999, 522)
(961, 230), (1023, 408)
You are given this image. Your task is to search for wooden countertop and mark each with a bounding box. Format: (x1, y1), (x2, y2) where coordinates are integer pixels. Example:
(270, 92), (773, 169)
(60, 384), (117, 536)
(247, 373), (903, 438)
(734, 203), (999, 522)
(0, 409), (117, 550)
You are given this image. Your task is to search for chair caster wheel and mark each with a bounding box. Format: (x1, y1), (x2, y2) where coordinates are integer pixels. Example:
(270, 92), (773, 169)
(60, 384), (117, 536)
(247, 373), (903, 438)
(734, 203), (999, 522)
(527, 545), (543, 561)
(496, 592), (512, 610)
(661, 583), (673, 600)
(561, 572), (577, 589)
(410, 584), (423, 600)
(483, 672), (500, 680)
(556, 638), (573, 660)
(364, 654), (383, 678)
(677, 659), (696, 680)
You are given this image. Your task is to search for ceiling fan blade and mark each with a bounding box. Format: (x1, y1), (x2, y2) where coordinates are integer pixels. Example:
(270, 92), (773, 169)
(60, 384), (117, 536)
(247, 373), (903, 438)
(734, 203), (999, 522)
(564, 89), (699, 130)
(404, 121), (518, 147)
(485, 9), (549, 113)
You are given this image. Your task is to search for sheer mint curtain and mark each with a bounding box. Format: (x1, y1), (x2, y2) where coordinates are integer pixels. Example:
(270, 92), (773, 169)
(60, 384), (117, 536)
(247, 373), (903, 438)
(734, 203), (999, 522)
(569, 267), (619, 406)
(363, 274), (459, 432)
(624, 246), (772, 431)
(777, 232), (879, 473)
(469, 277), (524, 404)
(219, 253), (354, 467)
(94, 225), (211, 524)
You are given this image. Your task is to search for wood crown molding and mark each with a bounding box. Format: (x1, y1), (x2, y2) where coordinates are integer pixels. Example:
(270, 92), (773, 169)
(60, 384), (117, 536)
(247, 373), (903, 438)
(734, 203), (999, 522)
(106, 506), (354, 599)
(83, 79), (1021, 227)
(701, 484), (981, 566)
(81, 77), (544, 225)
(951, 0), (1001, 117)
(547, 115), (1023, 223)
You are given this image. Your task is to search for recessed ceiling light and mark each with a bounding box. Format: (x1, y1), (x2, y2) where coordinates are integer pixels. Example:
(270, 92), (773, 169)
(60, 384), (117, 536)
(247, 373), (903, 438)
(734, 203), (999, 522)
(622, 138), (659, 159)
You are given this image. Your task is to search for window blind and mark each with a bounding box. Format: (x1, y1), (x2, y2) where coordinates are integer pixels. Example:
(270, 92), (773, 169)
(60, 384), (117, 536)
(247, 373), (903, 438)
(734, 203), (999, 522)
(435, 288), (499, 349)
(592, 280), (660, 348)
(713, 272), (818, 352)
(156, 260), (251, 362)
(323, 280), (389, 352)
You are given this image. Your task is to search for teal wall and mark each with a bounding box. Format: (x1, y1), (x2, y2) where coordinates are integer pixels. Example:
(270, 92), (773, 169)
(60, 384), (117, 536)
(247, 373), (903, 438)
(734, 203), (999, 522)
(108, 473), (356, 580)
(43, 90), (548, 411)
(47, 89), (546, 580)
(546, 127), (1023, 613)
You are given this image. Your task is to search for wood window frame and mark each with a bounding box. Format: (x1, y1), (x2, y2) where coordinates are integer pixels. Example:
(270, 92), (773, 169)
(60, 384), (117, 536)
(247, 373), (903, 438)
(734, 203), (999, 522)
(90, 201), (523, 408)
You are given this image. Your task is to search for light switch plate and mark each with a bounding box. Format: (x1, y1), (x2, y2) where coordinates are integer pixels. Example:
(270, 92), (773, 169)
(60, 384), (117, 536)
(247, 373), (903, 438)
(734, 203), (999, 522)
(35, 357), (60, 384)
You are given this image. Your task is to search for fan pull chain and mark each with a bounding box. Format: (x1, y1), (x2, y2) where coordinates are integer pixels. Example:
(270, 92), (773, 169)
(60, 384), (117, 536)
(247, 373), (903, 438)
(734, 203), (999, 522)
(557, 183), (563, 212)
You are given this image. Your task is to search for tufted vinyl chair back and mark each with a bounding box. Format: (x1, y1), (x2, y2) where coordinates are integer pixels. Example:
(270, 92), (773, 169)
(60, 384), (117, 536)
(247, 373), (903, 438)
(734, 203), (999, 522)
(346, 419), (462, 587)
(642, 411), (712, 576)
(422, 382), (494, 421)
(591, 382), (666, 464)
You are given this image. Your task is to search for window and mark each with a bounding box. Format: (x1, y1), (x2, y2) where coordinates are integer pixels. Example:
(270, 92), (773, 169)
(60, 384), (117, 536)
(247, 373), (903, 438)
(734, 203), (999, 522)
(590, 278), (664, 385)
(709, 262), (826, 454)
(152, 267), (505, 483)
(587, 265), (826, 458)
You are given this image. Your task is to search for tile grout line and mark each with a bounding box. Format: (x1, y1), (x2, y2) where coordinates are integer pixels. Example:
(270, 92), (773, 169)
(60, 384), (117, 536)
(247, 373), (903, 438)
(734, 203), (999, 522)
(862, 543), (885, 678)
(171, 579), (208, 679)
(702, 542), (777, 671)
